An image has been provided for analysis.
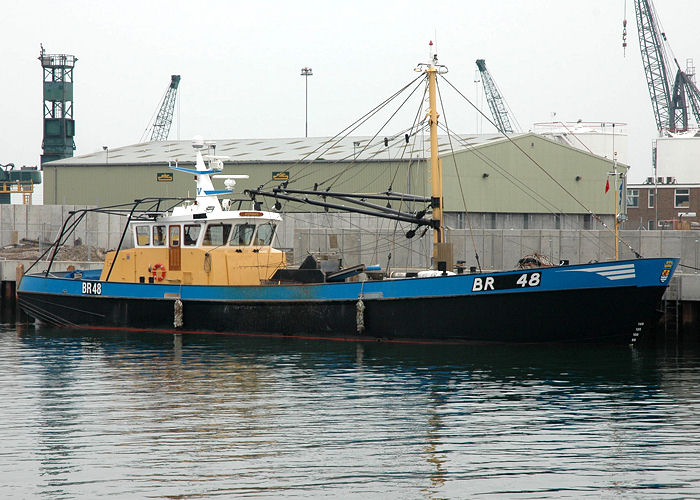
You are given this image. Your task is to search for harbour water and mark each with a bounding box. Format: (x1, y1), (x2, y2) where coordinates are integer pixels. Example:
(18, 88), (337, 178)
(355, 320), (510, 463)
(1, 319), (699, 498)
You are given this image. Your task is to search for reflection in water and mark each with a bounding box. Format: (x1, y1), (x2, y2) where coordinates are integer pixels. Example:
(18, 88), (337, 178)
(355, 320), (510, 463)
(423, 386), (447, 496)
(0, 324), (698, 498)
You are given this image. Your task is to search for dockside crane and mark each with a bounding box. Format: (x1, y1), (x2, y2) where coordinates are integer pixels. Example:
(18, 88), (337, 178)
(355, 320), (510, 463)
(141, 75), (181, 142)
(633, 0), (700, 133)
(475, 59), (519, 135)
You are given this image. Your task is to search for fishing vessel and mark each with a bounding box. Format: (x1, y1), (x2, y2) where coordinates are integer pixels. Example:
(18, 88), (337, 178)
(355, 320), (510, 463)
(17, 52), (679, 344)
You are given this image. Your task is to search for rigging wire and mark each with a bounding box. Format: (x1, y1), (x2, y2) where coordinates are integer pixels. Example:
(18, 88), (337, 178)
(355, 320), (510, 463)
(260, 74), (426, 192)
(265, 76), (426, 222)
(386, 85), (431, 274)
(266, 77), (432, 265)
(434, 124), (619, 257)
(435, 124), (565, 215)
(439, 74), (644, 259)
(258, 67), (630, 267)
(281, 211), (430, 267)
(388, 85), (429, 191)
(324, 80), (427, 190)
(435, 78), (482, 272)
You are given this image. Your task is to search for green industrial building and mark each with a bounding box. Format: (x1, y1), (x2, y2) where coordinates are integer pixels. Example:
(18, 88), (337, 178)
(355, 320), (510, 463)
(43, 133), (626, 229)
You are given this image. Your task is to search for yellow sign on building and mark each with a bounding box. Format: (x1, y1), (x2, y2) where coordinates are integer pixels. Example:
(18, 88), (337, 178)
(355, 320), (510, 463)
(272, 171), (290, 181)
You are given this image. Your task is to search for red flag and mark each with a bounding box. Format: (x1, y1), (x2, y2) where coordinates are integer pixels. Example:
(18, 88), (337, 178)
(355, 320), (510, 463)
(605, 178), (610, 193)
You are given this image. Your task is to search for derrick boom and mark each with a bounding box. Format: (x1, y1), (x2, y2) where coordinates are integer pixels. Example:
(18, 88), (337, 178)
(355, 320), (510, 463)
(633, 0), (673, 132)
(475, 59), (515, 135)
(633, 0), (699, 132)
(674, 61), (700, 127)
(149, 75), (181, 142)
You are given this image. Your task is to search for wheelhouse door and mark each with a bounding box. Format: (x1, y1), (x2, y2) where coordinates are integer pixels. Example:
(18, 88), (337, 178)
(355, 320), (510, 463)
(169, 225), (181, 271)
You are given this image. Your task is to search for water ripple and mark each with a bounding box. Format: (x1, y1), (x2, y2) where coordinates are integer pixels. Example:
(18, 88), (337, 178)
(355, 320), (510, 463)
(0, 325), (699, 498)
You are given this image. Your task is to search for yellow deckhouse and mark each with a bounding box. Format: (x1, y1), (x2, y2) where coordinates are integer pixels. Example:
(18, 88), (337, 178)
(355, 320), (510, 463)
(100, 138), (286, 286)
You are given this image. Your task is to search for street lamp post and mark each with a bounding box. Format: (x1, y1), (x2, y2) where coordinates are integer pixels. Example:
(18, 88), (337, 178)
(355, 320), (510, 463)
(300, 67), (313, 137)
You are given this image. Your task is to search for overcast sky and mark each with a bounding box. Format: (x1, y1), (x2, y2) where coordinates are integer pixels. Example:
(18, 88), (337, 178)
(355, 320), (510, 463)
(2, 0), (698, 183)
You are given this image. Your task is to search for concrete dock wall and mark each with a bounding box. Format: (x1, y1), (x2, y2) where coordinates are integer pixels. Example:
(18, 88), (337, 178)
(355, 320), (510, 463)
(0, 205), (126, 250)
(289, 224), (700, 272)
(3, 205), (700, 270)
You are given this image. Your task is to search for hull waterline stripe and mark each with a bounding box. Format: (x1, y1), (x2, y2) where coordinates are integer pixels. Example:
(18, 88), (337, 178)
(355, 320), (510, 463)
(59, 324), (482, 346)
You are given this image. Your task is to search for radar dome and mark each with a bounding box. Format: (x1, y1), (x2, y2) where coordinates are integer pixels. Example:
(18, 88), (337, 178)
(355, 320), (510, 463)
(191, 135), (205, 149)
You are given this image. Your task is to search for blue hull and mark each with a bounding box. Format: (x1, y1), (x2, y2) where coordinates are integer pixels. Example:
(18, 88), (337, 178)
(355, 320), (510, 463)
(17, 258), (678, 344)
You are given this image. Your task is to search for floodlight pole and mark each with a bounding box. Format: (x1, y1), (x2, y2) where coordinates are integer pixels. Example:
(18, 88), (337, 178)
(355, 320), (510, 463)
(301, 67), (313, 137)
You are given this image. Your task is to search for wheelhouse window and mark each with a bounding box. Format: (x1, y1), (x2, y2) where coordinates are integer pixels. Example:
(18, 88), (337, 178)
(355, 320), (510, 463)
(184, 224), (201, 246)
(230, 223), (256, 246)
(169, 225), (180, 247)
(675, 188), (690, 208)
(254, 223), (276, 246)
(626, 189), (639, 208)
(202, 223), (232, 246)
(135, 226), (150, 246)
(153, 225), (166, 246)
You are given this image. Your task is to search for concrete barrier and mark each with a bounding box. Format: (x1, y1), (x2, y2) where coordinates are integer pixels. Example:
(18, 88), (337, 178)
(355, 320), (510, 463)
(3, 204), (700, 271)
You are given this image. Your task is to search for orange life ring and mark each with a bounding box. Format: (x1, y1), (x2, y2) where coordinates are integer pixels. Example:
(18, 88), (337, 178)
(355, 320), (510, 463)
(152, 263), (166, 282)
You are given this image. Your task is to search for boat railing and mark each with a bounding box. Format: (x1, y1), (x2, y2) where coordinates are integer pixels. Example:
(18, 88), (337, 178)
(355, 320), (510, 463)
(24, 197), (193, 277)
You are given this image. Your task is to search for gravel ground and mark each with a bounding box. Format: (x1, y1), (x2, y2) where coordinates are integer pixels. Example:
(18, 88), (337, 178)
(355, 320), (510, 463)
(0, 240), (107, 262)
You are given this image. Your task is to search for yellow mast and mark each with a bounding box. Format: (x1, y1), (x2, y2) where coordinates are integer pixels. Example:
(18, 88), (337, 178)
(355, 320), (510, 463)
(426, 62), (442, 247)
(417, 48), (450, 269)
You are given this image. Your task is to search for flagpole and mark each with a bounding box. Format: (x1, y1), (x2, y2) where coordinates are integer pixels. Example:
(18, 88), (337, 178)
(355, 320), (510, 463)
(613, 165), (619, 260)
(613, 124), (619, 260)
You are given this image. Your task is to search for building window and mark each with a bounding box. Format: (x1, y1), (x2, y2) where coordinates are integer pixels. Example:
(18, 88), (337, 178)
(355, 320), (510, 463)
(648, 189), (654, 208)
(675, 189), (690, 208)
(626, 189), (639, 208)
(648, 220), (655, 230)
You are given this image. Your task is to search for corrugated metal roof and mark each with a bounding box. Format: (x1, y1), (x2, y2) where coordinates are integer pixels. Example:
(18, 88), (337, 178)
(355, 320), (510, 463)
(48, 134), (513, 166)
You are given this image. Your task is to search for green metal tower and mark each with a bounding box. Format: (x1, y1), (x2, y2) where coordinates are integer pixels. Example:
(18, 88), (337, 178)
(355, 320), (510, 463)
(39, 45), (77, 165)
